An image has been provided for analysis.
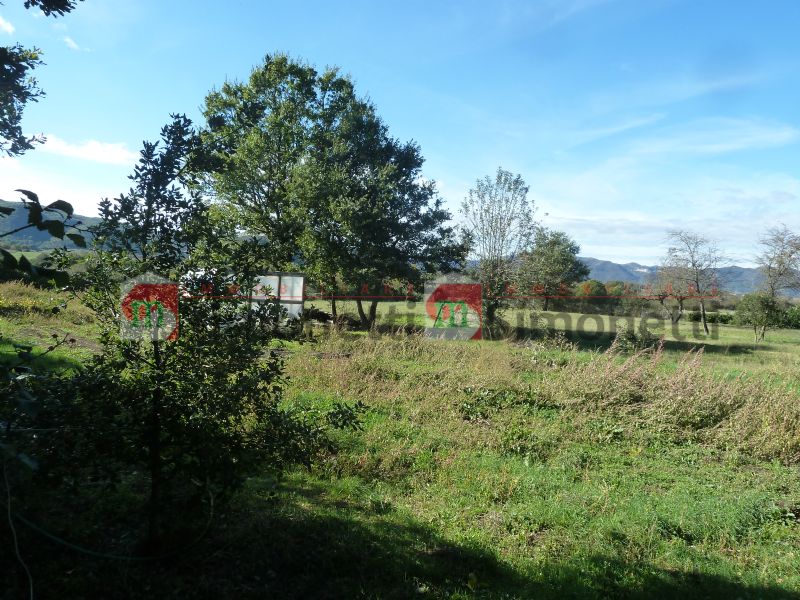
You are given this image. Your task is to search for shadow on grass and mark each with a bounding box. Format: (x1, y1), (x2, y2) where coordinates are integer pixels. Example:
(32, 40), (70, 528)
(532, 329), (759, 356)
(0, 333), (84, 372)
(6, 476), (798, 599)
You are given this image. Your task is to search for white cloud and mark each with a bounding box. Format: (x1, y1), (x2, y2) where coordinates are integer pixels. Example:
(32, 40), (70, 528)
(0, 156), (122, 217)
(41, 135), (139, 166)
(0, 15), (15, 34)
(523, 152), (800, 266)
(590, 71), (766, 114)
(565, 113), (666, 148)
(63, 36), (81, 50)
(630, 117), (800, 156)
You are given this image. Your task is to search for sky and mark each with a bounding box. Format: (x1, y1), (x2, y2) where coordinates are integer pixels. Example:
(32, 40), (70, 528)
(1, 0), (799, 266)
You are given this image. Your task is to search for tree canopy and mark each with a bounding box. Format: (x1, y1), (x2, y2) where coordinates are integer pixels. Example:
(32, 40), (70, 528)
(516, 227), (588, 310)
(197, 54), (466, 327)
(461, 167), (535, 326)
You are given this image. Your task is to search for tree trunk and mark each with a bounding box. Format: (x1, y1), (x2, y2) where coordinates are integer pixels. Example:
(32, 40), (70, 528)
(673, 298), (685, 324)
(699, 299), (709, 335)
(485, 302), (497, 329)
(356, 299), (379, 329)
(670, 306), (682, 324)
(147, 340), (164, 549)
(368, 300), (378, 329)
(543, 296), (550, 311)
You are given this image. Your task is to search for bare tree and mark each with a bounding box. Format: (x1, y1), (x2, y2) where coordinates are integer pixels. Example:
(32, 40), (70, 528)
(650, 269), (690, 324)
(660, 230), (725, 334)
(756, 225), (800, 299)
(461, 167), (535, 326)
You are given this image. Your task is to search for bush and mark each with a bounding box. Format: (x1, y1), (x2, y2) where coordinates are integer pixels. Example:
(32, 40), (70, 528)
(685, 311), (731, 324)
(783, 305), (800, 329)
(613, 321), (658, 353)
(734, 293), (784, 341)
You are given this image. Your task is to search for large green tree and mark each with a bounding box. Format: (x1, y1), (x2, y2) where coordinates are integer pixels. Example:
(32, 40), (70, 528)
(293, 90), (466, 326)
(516, 227), (588, 311)
(197, 54), (466, 328)
(197, 55), (320, 269)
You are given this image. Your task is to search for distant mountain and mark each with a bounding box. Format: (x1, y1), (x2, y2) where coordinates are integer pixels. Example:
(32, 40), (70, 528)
(579, 257), (657, 284)
(579, 257), (764, 295)
(0, 200), (99, 251)
(0, 205), (768, 294)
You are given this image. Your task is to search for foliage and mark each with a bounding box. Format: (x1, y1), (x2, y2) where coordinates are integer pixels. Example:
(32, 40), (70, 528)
(0, 190), (86, 284)
(783, 304), (800, 329)
(198, 54), (467, 328)
(22, 0), (82, 16)
(612, 320), (658, 352)
(734, 292), (784, 342)
(516, 227), (588, 311)
(0, 44), (44, 156)
(461, 167), (535, 326)
(197, 54), (317, 269)
(0, 1), (83, 157)
(94, 114), (203, 275)
(686, 311), (733, 324)
(297, 123), (467, 327)
(571, 279), (608, 314)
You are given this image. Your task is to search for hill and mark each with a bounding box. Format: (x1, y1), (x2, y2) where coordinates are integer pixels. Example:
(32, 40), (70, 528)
(0, 200), (100, 251)
(579, 256), (764, 294)
(0, 206), (767, 294)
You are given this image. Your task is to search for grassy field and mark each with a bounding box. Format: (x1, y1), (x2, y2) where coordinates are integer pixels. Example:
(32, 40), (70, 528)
(316, 298), (800, 381)
(272, 334), (800, 597)
(2, 282), (800, 598)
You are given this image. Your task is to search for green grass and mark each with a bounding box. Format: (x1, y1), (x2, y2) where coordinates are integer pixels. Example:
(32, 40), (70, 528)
(3, 282), (800, 598)
(315, 299), (800, 380)
(0, 281), (98, 371)
(273, 334), (800, 597)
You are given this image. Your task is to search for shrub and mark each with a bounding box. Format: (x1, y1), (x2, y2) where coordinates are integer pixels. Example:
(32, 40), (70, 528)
(783, 305), (800, 329)
(613, 321), (658, 353)
(459, 386), (520, 420)
(685, 311), (732, 324)
(734, 293), (785, 341)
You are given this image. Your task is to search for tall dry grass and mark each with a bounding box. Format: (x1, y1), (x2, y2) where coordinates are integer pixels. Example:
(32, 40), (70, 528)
(291, 332), (800, 466)
(536, 340), (800, 464)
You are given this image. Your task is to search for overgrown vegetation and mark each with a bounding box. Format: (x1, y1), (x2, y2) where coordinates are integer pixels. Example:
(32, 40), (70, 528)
(3, 284), (800, 597)
(2, 28), (800, 598)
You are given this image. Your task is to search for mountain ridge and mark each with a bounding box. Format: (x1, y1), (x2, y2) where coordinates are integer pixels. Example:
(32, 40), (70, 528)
(579, 257), (763, 295)
(0, 201), (766, 293)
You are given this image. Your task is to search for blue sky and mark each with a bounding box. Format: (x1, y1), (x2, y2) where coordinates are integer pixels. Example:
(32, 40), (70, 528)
(1, 0), (799, 265)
